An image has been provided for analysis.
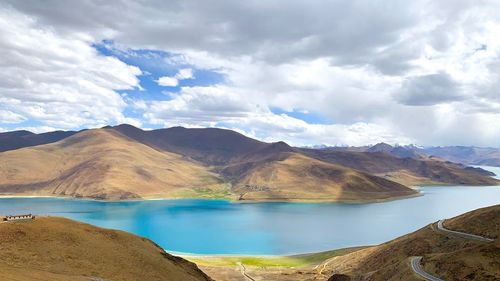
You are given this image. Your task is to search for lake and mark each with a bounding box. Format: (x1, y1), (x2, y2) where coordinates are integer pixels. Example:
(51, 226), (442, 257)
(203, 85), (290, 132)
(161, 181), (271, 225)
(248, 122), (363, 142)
(1, 174), (499, 256)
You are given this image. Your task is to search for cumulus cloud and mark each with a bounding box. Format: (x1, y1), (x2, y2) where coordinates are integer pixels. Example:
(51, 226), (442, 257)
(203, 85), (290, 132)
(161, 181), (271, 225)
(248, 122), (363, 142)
(2, 0), (500, 146)
(0, 6), (142, 129)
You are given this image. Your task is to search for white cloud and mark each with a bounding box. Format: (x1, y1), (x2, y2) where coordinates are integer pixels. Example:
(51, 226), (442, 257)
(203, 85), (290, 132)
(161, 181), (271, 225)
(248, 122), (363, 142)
(0, 6), (142, 129)
(3, 1), (500, 146)
(156, 68), (194, 87)
(157, 76), (179, 87)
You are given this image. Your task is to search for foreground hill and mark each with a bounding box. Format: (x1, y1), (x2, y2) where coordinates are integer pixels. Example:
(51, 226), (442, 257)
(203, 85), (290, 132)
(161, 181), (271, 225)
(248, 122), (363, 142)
(301, 148), (498, 186)
(321, 205), (499, 281)
(0, 217), (212, 281)
(0, 129), (225, 200)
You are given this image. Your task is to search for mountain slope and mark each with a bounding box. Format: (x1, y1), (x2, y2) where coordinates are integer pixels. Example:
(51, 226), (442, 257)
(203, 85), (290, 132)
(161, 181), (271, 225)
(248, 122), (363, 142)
(0, 217), (212, 281)
(0, 130), (78, 152)
(0, 129), (225, 200)
(225, 152), (417, 201)
(301, 148), (499, 186)
(110, 124), (268, 165)
(322, 205), (499, 281)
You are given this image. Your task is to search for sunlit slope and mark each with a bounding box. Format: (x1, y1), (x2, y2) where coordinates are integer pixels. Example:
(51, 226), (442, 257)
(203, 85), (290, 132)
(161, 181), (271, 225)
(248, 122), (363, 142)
(227, 152), (417, 201)
(0, 129), (225, 200)
(0, 217), (212, 281)
(322, 205), (499, 281)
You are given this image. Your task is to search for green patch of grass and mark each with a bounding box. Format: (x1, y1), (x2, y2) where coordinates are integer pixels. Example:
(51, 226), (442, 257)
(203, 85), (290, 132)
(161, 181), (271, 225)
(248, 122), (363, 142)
(173, 184), (235, 200)
(183, 246), (368, 268)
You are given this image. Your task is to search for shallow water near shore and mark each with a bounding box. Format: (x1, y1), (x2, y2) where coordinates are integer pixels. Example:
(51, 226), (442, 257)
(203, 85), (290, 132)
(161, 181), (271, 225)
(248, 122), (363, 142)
(1, 184), (499, 255)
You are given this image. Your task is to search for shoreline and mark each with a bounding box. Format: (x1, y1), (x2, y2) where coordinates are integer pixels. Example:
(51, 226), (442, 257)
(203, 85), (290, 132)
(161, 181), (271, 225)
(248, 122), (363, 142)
(0, 191), (423, 204)
(174, 245), (372, 259)
(2, 183), (499, 203)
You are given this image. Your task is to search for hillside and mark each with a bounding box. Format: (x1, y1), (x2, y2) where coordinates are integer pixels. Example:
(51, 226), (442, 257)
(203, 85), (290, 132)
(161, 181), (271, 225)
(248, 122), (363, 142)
(224, 152), (417, 201)
(110, 124), (269, 165)
(0, 129), (226, 200)
(0, 130), (78, 152)
(0, 217), (212, 281)
(321, 205), (499, 281)
(0, 125), (497, 201)
(301, 148), (499, 186)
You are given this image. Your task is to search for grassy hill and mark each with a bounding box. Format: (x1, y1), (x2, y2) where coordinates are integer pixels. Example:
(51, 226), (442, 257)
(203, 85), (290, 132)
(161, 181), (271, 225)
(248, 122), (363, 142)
(182, 206), (499, 281)
(0, 129), (226, 200)
(321, 205), (499, 281)
(0, 217), (212, 281)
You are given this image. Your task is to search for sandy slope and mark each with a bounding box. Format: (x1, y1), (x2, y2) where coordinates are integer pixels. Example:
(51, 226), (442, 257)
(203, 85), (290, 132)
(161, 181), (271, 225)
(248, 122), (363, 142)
(0, 217), (212, 281)
(230, 152), (417, 201)
(0, 129), (225, 200)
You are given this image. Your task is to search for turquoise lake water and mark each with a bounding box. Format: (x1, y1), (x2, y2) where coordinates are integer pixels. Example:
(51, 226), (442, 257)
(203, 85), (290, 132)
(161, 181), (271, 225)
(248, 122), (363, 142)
(1, 170), (499, 255)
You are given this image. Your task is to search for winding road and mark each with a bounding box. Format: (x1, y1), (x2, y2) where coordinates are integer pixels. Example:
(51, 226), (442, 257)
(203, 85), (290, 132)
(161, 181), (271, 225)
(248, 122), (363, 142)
(436, 219), (494, 242)
(410, 219), (495, 280)
(236, 262), (256, 281)
(410, 256), (443, 281)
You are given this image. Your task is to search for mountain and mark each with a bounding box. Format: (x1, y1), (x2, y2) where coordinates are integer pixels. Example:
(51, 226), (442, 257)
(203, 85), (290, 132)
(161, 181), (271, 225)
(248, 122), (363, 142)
(311, 143), (500, 168)
(0, 130), (78, 152)
(0, 216), (212, 281)
(0, 126), (419, 201)
(110, 124), (268, 165)
(0, 129), (225, 200)
(224, 152), (416, 201)
(367, 142), (424, 159)
(322, 205), (499, 281)
(301, 148), (498, 186)
(0, 124), (497, 201)
(422, 146), (500, 167)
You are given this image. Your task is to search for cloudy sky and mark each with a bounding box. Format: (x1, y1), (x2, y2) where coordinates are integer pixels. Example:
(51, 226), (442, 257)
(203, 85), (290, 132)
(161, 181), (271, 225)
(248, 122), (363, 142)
(1, 0), (500, 147)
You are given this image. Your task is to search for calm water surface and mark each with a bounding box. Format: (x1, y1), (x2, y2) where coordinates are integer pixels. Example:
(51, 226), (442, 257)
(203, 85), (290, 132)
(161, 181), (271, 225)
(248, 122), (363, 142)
(1, 171), (499, 255)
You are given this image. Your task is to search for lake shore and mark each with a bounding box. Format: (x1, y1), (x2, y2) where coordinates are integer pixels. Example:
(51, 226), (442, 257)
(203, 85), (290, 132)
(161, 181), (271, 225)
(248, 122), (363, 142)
(0, 190), (423, 204)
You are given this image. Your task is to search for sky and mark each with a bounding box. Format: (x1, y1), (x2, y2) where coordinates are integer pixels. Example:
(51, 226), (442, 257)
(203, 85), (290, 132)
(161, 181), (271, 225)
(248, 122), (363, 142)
(1, 0), (500, 147)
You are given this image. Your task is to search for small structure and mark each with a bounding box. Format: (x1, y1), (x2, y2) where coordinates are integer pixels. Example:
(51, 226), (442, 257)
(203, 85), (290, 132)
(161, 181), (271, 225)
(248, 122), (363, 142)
(3, 214), (35, 222)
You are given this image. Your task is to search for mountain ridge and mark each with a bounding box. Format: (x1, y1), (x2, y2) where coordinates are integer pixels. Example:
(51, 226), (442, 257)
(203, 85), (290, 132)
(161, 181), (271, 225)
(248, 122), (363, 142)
(0, 124), (498, 201)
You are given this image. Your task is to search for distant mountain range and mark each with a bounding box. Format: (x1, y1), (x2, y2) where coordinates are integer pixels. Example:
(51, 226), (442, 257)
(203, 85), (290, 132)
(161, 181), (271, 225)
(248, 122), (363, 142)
(315, 142), (500, 167)
(0, 124), (498, 201)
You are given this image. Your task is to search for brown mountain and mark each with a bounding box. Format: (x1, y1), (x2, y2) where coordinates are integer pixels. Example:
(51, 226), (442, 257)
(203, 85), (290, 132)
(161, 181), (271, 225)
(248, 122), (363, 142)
(322, 205), (499, 281)
(301, 148), (499, 186)
(0, 129), (225, 200)
(223, 151), (416, 202)
(0, 129), (78, 152)
(0, 124), (497, 201)
(0, 216), (212, 281)
(110, 124), (268, 165)
(107, 126), (418, 201)
(0, 126), (418, 201)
